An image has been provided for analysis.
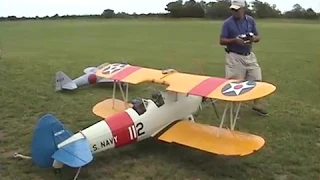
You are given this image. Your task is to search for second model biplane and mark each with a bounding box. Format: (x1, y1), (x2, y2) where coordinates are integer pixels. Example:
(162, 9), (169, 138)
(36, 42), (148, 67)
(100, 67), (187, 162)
(16, 63), (276, 179)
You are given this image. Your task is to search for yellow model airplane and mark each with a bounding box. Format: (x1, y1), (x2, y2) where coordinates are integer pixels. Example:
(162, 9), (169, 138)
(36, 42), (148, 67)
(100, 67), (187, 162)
(13, 62), (276, 180)
(92, 62), (276, 156)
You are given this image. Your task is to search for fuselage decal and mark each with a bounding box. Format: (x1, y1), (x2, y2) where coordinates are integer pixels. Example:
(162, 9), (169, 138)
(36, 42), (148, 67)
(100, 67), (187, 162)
(104, 111), (137, 147)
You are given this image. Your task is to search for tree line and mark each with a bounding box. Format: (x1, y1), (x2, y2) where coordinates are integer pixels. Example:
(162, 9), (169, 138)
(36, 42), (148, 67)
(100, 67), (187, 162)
(1, 0), (319, 21)
(164, 0), (319, 19)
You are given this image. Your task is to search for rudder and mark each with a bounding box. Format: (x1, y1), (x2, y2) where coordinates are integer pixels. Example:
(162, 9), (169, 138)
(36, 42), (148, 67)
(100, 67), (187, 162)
(31, 114), (73, 168)
(55, 71), (77, 91)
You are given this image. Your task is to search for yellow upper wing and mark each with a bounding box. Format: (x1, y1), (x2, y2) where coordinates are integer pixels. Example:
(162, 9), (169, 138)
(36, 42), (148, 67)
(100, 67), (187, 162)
(95, 63), (276, 101)
(162, 72), (276, 101)
(95, 63), (164, 84)
(157, 120), (265, 156)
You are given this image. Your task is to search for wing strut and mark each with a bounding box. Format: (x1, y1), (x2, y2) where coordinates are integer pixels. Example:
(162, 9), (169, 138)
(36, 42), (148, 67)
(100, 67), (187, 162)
(111, 80), (130, 109)
(200, 99), (220, 120)
(217, 101), (242, 136)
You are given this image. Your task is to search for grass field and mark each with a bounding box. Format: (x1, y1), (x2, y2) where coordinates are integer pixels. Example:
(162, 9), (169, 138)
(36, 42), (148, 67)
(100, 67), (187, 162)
(0, 18), (319, 180)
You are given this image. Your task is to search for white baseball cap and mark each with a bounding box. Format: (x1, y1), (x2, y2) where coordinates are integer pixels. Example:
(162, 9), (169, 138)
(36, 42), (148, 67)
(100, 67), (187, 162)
(230, 0), (245, 10)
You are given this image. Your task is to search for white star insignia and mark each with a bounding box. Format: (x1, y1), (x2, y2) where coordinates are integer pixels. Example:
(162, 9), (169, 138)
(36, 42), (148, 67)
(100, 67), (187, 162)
(102, 63), (126, 74)
(222, 81), (255, 96)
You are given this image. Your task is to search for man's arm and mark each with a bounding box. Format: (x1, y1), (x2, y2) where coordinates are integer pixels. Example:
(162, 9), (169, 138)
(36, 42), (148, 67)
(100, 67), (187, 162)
(220, 37), (238, 45)
(219, 22), (235, 45)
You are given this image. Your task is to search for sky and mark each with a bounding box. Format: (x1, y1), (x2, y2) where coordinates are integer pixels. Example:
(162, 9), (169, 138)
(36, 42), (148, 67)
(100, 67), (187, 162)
(0, 0), (319, 18)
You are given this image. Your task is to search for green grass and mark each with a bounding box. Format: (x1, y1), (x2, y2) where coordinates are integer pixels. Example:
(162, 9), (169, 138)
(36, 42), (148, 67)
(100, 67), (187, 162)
(0, 18), (319, 180)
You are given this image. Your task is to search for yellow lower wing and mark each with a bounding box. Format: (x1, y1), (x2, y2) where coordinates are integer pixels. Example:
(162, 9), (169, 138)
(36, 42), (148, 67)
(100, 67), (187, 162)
(92, 98), (132, 119)
(157, 120), (265, 156)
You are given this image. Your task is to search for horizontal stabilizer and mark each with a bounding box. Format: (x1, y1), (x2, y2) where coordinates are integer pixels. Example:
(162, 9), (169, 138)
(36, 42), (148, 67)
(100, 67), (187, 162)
(157, 120), (265, 156)
(52, 138), (93, 168)
(62, 82), (77, 90)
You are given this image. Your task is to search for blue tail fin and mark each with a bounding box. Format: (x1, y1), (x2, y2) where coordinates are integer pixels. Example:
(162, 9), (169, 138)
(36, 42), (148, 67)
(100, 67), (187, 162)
(31, 114), (93, 168)
(31, 114), (73, 167)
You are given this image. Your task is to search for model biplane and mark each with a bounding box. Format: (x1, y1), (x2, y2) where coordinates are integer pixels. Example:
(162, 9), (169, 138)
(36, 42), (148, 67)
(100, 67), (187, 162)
(55, 62), (127, 91)
(15, 63), (276, 179)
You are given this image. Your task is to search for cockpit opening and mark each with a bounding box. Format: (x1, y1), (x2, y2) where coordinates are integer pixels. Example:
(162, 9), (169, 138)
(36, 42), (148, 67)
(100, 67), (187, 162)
(130, 92), (165, 115)
(131, 98), (147, 115)
(151, 92), (165, 107)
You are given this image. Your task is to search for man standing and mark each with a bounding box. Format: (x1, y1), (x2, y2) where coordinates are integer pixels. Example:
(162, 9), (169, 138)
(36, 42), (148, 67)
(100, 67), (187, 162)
(219, 0), (268, 116)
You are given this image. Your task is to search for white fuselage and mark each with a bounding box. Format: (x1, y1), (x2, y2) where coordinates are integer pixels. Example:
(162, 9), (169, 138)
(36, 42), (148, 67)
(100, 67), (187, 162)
(58, 92), (203, 156)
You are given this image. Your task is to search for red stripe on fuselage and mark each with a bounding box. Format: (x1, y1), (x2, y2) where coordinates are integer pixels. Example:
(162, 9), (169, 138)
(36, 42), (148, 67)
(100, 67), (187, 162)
(104, 111), (137, 148)
(188, 77), (227, 96)
(111, 66), (141, 81)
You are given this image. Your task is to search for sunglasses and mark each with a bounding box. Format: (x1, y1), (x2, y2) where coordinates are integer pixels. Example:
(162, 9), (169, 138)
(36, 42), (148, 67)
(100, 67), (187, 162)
(231, 8), (239, 11)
